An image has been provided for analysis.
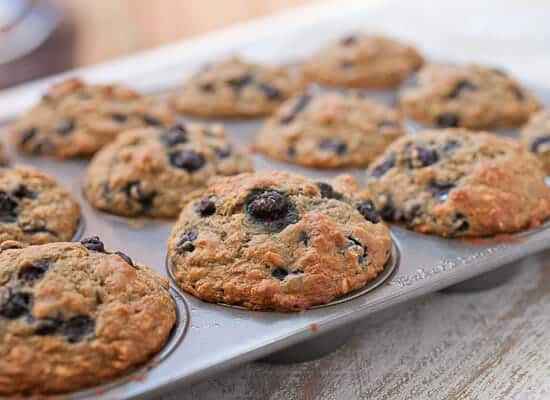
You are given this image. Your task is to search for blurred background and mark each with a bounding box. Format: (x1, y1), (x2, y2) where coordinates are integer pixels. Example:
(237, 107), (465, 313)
(0, 0), (311, 89)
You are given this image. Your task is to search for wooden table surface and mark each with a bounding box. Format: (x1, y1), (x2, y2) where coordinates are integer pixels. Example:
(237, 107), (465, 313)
(3, 1), (549, 399)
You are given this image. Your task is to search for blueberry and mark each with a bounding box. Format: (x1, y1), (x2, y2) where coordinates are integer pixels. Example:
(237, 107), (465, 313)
(124, 182), (156, 211)
(436, 113), (459, 128)
(161, 125), (188, 147)
(442, 140), (461, 154)
(510, 86), (525, 101)
(356, 200), (380, 224)
(63, 315), (95, 343)
(110, 113), (128, 123)
(257, 83), (282, 100)
(177, 231), (198, 254)
(378, 195), (396, 221)
(340, 35), (357, 46)
(452, 213), (469, 234)
(213, 147), (232, 158)
(406, 145), (439, 168)
(429, 180), (455, 202)
(530, 136), (550, 153)
(198, 197), (216, 217)
(287, 147), (296, 158)
(13, 185), (36, 199)
(347, 236), (368, 264)
(20, 127), (37, 145)
(18, 260), (49, 283)
(271, 267), (288, 280)
(246, 190), (298, 232)
(447, 80), (476, 99)
(226, 74), (253, 91)
(401, 204), (422, 224)
(298, 231), (309, 246)
(143, 116), (161, 126)
(55, 119), (75, 135)
(370, 156), (395, 178)
(114, 251), (134, 267)
(340, 61), (354, 69)
(169, 150), (205, 172)
(80, 236), (105, 253)
(35, 315), (63, 335)
(319, 139), (347, 155)
(316, 182), (339, 199)
(0, 289), (30, 319)
(279, 94), (311, 125)
(199, 82), (215, 93)
(0, 191), (18, 223)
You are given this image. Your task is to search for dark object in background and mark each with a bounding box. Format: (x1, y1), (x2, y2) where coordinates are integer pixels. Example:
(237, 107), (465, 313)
(0, 0), (75, 89)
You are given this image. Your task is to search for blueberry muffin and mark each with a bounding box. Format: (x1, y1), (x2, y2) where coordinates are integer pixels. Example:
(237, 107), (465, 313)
(520, 109), (550, 174)
(255, 92), (405, 168)
(172, 57), (303, 118)
(0, 237), (176, 395)
(0, 165), (80, 244)
(11, 78), (175, 158)
(398, 63), (541, 129)
(300, 33), (423, 89)
(84, 123), (253, 218)
(168, 171), (392, 311)
(365, 129), (550, 237)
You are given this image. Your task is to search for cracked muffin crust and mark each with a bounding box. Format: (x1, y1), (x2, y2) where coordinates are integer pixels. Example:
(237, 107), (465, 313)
(301, 33), (423, 89)
(11, 78), (175, 158)
(0, 165), (80, 245)
(172, 57), (303, 118)
(0, 237), (176, 395)
(168, 171), (392, 311)
(520, 109), (550, 174)
(255, 92), (405, 168)
(84, 123), (253, 218)
(398, 63), (541, 129)
(365, 129), (550, 237)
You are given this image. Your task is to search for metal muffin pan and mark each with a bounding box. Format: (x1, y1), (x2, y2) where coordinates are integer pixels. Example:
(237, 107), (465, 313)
(1, 84), (549, 399)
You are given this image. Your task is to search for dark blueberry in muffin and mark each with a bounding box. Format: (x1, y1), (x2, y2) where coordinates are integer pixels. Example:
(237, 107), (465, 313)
(124, 181), (156, 211)
(452, 213), (469, 234)
(442, 140), (461, 154)
(447, 80), (476, 99)
(199, 82), (215, 93)
(110, 113), (128, 123)
(213, 147), (232, 158)
(319, 139), (347, 155)
(279, 94), (311, 125)
(20, 127), (37, 145)
(55, 119), (76, 135)
(18, 260), (50, 283)
(378, 195), (396, 221)
(429, 180), (455, 201)
(347, 236), (368, 264)
(257, 83), (282, 100)
(340, 35), (357, 46)
(406, 145), (439, 168)
(198, 197), (216, 217)
(246, 190), (298, 232)
(271, 267), (288, 280)
(316, 182), (339, 199)
(0, 191), (18, 222)
(169, 150), (205, 172)
(510, 86), (525, 101)
(530, 136), (550, 153)
(143, 116), (161, 126)
(370, 156), (396, 178)
(0, 289), (30, 319)
(13, 185), (36, 199)
(436, 113), (460, 128)
(340, 61), (354, 69)
(81, 236), (106, 253)
(298, 231), (310, 246)
(161, 125), (188, 147)
(287, 147), (296, 158)
(35, 315), (64, 335)
(356, 200), (380, 224)
(63, 315), (95, 343)
(114, 251), (134, 267)
(177, 231), (198, 253)
(227, 74), (253, 91)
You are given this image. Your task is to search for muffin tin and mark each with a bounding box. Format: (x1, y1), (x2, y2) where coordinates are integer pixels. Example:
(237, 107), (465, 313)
(1, 10), (550, 400)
